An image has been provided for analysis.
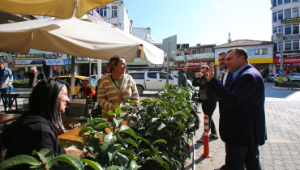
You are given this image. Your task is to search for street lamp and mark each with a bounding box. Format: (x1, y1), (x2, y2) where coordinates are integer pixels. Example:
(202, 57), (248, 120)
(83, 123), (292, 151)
(273, 33), (284, 71)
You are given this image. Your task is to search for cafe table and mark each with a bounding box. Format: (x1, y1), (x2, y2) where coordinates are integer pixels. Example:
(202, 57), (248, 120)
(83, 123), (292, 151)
(0, 113), (21, 125)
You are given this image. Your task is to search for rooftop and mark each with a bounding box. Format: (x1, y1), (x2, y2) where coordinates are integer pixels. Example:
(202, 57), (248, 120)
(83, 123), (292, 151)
(215, 39), (273, 49)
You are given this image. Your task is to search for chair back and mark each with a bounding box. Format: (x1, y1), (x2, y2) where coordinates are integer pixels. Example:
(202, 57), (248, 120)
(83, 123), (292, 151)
(1, 93), (21, 114)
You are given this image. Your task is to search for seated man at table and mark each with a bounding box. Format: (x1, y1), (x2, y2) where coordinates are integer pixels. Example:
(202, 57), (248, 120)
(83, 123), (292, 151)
(79, 79), (95, 98)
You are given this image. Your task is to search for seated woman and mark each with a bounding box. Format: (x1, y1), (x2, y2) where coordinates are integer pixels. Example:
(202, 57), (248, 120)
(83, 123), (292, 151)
(79, 79), (95, 97)
(97, 55), (139, 121)
(2, 78), (70, 169)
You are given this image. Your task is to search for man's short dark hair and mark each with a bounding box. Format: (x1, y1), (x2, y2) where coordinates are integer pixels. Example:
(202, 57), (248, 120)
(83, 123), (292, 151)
(200, 65), (209, 71)
(227, 47), (248, 60)
(218, 52), (226, 56)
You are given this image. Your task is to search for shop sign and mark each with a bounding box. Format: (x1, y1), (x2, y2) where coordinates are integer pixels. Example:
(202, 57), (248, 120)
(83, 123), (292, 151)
(193, 53), (214, 59)
(46, 59), (64, 65)
(273, 50), (300, 58)
(283, 34), (300, 40)
(273, 57), (300, 63)
(16, 54), (44, 59)
(14, 60), (43, 65)
(63, 59), (71, 65)
(186, 62), (208, 68)
(281, 17), (300, 24)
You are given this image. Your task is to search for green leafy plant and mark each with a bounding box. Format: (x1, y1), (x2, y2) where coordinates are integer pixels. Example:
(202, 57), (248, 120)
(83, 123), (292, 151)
(12, 78), (29, 88)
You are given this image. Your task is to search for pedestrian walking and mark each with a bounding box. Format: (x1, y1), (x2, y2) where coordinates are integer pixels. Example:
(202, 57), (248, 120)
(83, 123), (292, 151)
(0, 61), (13, 108)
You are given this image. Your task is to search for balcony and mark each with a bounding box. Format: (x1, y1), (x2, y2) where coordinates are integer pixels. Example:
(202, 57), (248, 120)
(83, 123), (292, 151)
(174, 52), (214, 61)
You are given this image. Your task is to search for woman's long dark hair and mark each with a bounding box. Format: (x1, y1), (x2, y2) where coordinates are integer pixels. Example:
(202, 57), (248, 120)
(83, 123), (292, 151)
(28, 78), (69, 133)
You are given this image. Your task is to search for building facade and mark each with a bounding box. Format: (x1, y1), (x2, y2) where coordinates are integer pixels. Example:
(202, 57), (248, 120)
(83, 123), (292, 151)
(214, 40), (274, 78)
(271, 0), (300, 74)
(174, 44), (216, 79)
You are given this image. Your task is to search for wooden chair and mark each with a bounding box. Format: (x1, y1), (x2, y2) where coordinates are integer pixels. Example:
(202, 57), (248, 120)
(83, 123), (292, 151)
(1, 94), (28, 114)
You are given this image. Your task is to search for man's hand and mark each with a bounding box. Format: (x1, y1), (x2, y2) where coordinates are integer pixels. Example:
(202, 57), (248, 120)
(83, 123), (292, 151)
(195, 72), (203, 78)
(7, 82), (12, 88)
(207, 62), (215, 81)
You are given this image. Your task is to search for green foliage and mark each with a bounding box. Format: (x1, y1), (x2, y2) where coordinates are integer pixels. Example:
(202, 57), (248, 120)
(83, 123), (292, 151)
(0, 84), (196, 170)
(276, 81), (300, 88)
(12, 78), (29, 88)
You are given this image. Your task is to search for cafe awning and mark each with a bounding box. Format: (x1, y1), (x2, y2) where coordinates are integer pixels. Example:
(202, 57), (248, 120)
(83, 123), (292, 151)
(14, 64), (43, 68)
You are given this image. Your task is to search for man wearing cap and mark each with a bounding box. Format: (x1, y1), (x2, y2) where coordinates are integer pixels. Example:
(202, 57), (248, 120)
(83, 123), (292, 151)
(80, 79), (96, 97)
(0, 61), (13, 108)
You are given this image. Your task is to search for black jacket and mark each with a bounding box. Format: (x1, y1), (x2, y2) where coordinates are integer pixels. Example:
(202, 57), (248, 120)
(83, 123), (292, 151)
(2, 115), (61, 169)
(28, 72), (45, 88)
(192, 76), (217, 103)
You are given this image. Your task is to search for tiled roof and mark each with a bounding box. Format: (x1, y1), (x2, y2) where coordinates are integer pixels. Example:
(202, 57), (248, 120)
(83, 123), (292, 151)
(215, 39), (273, 49)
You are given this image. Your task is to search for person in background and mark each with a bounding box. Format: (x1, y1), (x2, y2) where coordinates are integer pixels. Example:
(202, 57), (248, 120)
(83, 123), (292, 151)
(218, 52), (233, 88)
(0, 61), (13, 108)
(91, 78), (102, 118)
(79, 79), (96, 97)
(193, 65), (218, 143)
(28, 66), (45, 89)
(2, 78), (70, 169)
(178, 66), (187, 87)
(97, 55), (139, 122)
(207, 48), (267, 170)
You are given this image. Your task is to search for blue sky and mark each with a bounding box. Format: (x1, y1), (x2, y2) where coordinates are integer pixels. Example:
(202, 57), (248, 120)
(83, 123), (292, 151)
(124, 0), (272, 46)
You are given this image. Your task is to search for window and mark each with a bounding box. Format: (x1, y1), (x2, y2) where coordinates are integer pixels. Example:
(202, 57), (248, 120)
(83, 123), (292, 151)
(293, 40), (299, 50)
(293, 24), (299, 34)
(285, 41), (292, 50)
(261, 48), (268, 55)
(278, 11), (283, 20)
(293, 8), (299, 18)
(274, 43), (278, 52)
(273, 0), (277, 7)
(112, 6), (118, 17)
(284, 0), (291, 3)
(278, 26), (283, 33)
(284, 9), (292, 19)
(159, 73), (166, 79)
(191, 50), (197, 54)
(273, 13), (278, 22)
(129, 73), (144, 79)
(293, 0), (299, 2)
(285, 24), (292, 35)
(247, 49), (254, 56)
(278, 0), (283, 5)
(273, 27), (278, 34)
(136, 51), (141, 58)
(148, 73), (157, 79)
(97, 7), (107, 17)
(205, 48), (212, 53)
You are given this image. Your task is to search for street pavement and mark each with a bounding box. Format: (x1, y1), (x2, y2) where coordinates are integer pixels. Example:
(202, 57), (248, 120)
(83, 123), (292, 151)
(184, 82), (300, 170)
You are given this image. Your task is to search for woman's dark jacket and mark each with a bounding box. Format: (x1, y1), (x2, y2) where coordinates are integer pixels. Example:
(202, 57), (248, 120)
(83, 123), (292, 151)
(2, 115), (61, 169)
(192, 76), (217, 103)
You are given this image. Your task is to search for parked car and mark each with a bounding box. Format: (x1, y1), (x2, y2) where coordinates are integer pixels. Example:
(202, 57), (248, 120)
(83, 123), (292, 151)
(287, 73), (300, 81)
(273, 75), (288, 82)
(266, 74), (276, 82)
(128, 71), (177, 95)
(56, 76), (97, 95)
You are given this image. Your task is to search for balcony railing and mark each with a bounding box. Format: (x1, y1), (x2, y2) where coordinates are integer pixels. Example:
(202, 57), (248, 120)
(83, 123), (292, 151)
(174, 52), (214, 61)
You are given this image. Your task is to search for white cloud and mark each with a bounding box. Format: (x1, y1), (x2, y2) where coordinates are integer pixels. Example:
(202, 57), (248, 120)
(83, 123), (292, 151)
(215, 1), (230, 9)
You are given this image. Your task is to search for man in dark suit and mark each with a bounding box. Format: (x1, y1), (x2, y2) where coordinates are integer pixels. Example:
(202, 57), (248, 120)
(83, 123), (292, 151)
(218, 52), (233, 88)
(207, 48), (267, 170)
